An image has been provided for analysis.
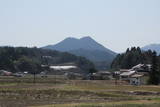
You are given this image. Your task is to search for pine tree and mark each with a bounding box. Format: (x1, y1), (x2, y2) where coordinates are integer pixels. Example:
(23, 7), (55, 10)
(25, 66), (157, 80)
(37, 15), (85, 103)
(148, 51), (160, 85)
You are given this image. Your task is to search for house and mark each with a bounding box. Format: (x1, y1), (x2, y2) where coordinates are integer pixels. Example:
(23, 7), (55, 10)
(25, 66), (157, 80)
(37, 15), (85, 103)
(129, 74), (144, 85)
(132, 64), (151, 72)
(120, 69), (133, 73)
(13, 72), (24, 77)
(117, 64), (151, 85)
(40, 72), (47, 78)
(120, 70), (136, 81)
(90, 71), (112, 80)
(65, 72), (85, 80)
(119, 70), (146, 85)
(0, 70), (12, 76)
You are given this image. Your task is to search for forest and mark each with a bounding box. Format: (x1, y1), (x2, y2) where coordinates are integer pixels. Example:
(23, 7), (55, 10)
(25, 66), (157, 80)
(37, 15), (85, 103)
(0, 47), (95, 74)
(111, 47), (160, 69)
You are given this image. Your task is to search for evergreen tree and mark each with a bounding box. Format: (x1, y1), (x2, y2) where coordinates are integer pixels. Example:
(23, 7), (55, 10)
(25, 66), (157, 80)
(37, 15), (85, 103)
(148, 51), (160, 85)
(89, 68), (97, 74)
(111, 47), (153, 69)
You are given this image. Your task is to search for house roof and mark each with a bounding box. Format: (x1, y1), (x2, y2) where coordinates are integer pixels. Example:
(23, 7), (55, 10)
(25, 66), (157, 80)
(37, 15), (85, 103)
(132, 64), (144, 69)
(132, 64), (152, 70)
(120, 69), (133, 72)
(98, 71), (111, 75)
(0, 70), (8, 72)
(120, 70), (136, 76)
(131, 74), (143, 78)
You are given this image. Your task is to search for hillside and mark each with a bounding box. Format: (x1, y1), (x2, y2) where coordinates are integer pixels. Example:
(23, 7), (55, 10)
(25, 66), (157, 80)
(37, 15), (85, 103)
(142, 44), (160, 55)
(43, 36), (117, 70)
(0, 47), (95, 73)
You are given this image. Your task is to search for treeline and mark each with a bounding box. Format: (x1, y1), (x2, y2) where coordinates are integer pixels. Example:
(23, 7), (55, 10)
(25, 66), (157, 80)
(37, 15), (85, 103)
(0, 47), (95, 74)
(111, 47), (160, 85)
(111, 47), (155, 69)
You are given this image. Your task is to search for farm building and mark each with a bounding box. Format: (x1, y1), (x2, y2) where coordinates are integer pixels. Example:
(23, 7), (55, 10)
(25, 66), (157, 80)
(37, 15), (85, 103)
(49, 65), (83, 75)
(132, 64), (151, 72)
(120, 69), (133, 73)
(41, 63), (83, 75)
(0, 70), (12, 76)
(129, 74), (144, 85)
(120, 70), (136, 81)
(65, 72), (85, 80)
(90, 71), (112, 80)
(50, 65), (77, 70)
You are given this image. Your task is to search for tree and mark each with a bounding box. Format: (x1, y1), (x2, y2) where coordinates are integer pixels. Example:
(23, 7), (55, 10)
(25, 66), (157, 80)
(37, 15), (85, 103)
(148, 51), (160, 85)
(14, 56), (41, 74)
(89, 68), (97, 74)
(0, 46), (94, 74)
(111, 47), (153, 69)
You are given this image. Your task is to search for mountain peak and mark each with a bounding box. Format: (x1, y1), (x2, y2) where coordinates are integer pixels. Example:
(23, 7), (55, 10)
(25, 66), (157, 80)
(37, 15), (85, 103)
(80, 36), (93, 40)
(79, 36), (97, 43)
(63, 36), (94, 42)
(64, 36), (94, 41)
(64, 37), (78, 41)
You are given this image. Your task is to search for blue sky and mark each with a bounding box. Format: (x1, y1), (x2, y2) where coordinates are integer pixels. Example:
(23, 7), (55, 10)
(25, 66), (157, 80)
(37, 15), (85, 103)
(0, 0), (160, 53)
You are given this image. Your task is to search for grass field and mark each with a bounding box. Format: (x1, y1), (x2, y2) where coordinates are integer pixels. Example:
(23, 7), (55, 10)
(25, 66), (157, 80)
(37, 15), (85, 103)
(0, 76), (160, 107)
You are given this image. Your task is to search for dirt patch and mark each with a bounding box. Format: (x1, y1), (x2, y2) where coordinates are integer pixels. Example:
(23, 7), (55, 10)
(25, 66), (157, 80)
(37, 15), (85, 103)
(116, 91), (160, 96)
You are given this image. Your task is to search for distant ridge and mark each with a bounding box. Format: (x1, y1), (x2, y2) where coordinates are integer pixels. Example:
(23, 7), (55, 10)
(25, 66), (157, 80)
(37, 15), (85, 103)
(142, 44), (160, 55)
(42, 36), (117, 70)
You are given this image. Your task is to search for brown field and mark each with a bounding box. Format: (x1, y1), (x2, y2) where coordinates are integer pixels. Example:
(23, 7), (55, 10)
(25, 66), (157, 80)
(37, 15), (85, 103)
(0, 75), (160, 107)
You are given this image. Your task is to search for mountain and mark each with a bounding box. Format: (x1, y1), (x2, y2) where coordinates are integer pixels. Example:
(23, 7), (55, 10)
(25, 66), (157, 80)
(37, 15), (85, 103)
(43, 36), (117, 70)
(142, 44), (160, 55)
(69, 49), (115, 62)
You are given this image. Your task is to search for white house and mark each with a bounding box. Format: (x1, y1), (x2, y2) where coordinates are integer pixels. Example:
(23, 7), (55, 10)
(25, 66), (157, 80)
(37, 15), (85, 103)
(130, 74), (144, 85)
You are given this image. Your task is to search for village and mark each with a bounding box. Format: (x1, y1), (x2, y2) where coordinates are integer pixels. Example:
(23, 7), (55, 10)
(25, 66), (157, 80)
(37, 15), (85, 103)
(0, 63), (151, 86)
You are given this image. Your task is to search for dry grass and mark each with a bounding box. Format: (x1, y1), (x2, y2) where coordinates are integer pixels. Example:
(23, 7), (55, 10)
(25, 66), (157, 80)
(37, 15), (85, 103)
(30, 100), (160, 107)
(0, 76), (160, 107)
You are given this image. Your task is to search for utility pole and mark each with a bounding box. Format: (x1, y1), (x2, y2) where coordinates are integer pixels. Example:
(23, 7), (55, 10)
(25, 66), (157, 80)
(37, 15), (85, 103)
(33, 71), (36, 83)
(115, 72), (118, 85)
